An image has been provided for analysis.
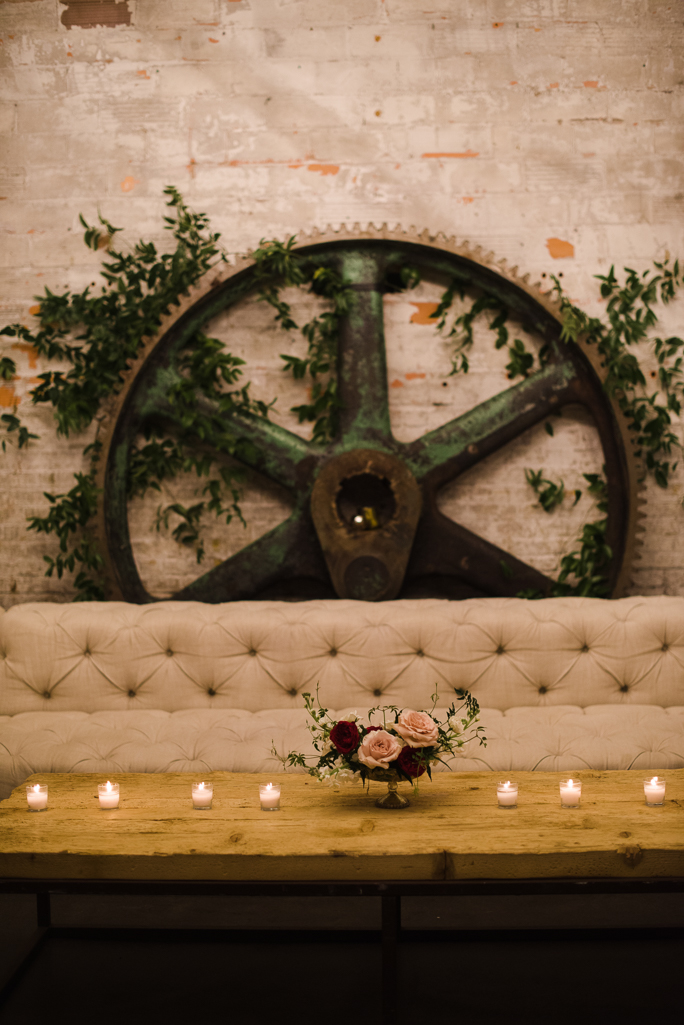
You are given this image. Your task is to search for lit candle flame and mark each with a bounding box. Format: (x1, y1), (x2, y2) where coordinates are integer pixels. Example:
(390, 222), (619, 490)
(33, 784), (40, 793)
(266, 783), (272, 791)
(650, 776), (658, 785)
(198, 782), (204, 790)
(105, 781), (112, 792)
(503, 781), (510, 790)
(568, 779), (574, 787)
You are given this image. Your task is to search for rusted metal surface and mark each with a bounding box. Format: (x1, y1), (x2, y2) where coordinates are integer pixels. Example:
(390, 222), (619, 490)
(311, 448), (421, 601)
(95, 228), (641, 603)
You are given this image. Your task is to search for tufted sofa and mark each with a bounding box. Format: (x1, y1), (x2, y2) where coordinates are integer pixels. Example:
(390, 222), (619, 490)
(1, 595), (683, 800)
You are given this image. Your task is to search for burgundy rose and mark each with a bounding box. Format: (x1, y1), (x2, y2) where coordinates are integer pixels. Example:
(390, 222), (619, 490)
(396, 745), (427, 779)
(365, 725), (382, 733)
(330, 720), (360, 754)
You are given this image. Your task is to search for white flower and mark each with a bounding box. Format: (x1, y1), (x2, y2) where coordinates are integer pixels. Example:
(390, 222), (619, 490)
(448, 716), (465, 736)
(336, 769), (362, 784)
(340, 711), (358, 723)
(320, 738), (333, 755)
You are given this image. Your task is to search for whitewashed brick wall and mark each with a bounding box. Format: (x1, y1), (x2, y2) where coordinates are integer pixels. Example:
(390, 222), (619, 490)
(1, 0), (683, 605)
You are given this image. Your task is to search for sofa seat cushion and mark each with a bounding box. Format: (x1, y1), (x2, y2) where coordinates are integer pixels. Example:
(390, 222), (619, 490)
(1, 705), (683, 800)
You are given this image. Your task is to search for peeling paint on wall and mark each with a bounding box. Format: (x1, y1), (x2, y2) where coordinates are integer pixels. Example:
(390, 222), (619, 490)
(409, 302), (439, 325)
(546, 238), (575, 259)
(60, 1), (131, 30)
(307, 164), (339, 176)
(422, 151), (479, 159)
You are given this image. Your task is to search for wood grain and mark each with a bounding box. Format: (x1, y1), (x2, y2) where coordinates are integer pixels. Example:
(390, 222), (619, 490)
(1, 771), (682, 882)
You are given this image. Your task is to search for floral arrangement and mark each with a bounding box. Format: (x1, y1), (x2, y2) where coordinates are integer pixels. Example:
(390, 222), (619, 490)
(280, 688), (486, 787)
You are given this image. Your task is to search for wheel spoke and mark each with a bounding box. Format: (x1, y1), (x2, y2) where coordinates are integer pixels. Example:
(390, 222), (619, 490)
(335, 249), (392, 445)
(406, 509), (554, 597)
(403, 361), (578, 488)
(172, 509), (330, 602)
(134, 366), (321, 493)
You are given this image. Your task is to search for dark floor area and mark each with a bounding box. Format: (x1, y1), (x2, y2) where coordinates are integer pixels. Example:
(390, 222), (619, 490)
(1, 895), (682, 1025)
(1, 929), (683, 1025)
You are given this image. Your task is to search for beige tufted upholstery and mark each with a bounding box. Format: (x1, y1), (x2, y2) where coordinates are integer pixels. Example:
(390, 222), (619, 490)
(1, 596), (683, 798)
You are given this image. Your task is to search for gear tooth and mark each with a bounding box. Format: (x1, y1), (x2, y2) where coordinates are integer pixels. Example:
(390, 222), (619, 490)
(509, 265), (519, 277)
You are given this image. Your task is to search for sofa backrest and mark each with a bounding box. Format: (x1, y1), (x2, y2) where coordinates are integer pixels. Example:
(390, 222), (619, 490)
(1, 596), (683, 715)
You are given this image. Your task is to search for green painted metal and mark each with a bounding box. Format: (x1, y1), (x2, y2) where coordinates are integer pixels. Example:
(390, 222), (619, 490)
(99, 236), (633, 603)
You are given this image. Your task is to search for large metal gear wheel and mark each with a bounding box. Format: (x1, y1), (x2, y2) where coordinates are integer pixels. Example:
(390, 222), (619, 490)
(94, 226), (643, 603)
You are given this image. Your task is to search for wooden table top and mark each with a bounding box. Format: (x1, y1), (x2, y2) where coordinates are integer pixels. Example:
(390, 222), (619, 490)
(0, 770), (682, 882)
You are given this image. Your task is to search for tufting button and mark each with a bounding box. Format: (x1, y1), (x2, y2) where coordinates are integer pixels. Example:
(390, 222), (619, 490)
(661, 643), (669, 652)
(329, 648), (337, 657)
(620, 684), (630, 693)
(84, 648), (90, 656)
(43, 691), (50, 700)
(127, 689), (136, 698)
(373, 688), (382, 697)
(289, 687), (297, 696)
(166, 649), (173, 657)
(538, 685), (547, 695)
(207, 688), (216, 697)
(249, 649), (257, 657)
(496, 645), (505, 655)
(416, 649), (424, 657)
(581, 644), (589, 653)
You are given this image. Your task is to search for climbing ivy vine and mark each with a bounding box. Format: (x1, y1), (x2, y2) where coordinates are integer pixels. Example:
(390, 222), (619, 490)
(0, 187), (682, 601)
(431, 259), (684, 597)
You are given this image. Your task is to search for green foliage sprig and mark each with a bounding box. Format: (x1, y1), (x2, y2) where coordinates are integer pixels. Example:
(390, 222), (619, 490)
(251, 238), (353, 443)
(432, 287), (539, 379)
(0, 187), (264, 596)
(432, 261), (682, 598)
(553, 261), (684, 489)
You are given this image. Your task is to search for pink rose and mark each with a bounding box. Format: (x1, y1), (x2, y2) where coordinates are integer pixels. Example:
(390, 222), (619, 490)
(394, 710), (439, 748)
(357, 729), (404, 770)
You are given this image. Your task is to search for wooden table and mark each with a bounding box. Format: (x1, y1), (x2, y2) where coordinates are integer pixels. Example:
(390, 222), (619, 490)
(1, 769), (683, 1020)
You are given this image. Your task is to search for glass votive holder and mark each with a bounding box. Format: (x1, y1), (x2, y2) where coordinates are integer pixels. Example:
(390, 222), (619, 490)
(644, 776), (666, 806)
(497, 780), (518, 808)
(259, 782), (281, 811)
(98, 781), (120, 809)
(26, 783), (48, 812)
(559, 778), (581, 808)
(192, 781), (213, 810)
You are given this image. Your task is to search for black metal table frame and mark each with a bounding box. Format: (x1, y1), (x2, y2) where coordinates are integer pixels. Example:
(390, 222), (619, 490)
(0, 876), (682, 1022)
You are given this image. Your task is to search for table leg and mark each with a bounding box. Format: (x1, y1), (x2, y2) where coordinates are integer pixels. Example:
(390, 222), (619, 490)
(381, 895), (401, 1024)
(36, 892), (51, 928)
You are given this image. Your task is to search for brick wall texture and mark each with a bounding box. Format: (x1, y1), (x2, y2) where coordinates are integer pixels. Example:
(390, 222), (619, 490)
(0, 0), (683, 606)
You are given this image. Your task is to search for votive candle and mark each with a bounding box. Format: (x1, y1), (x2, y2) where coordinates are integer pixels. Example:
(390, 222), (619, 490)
(192, 781), (213, 810)
(98, 781), (119, 809)
(497, 780), (518, 808)
(559, 778), (581, 808)
(26, 783), (48, 812)
(259, 782), (280, 811)
(644, 776), (666, 806)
